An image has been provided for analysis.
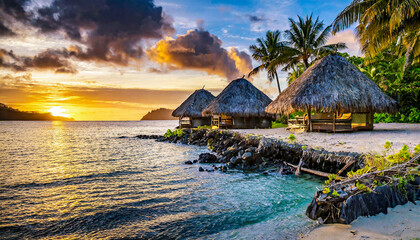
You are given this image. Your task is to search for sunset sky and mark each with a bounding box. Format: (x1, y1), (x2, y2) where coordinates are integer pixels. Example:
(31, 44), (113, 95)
(0, 0), (359, 120)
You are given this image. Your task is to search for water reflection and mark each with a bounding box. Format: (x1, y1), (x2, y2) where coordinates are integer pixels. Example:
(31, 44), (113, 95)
(0, 121), (322, 239)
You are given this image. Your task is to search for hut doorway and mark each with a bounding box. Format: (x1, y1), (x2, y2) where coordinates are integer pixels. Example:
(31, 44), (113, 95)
(289, 111), (374, 132)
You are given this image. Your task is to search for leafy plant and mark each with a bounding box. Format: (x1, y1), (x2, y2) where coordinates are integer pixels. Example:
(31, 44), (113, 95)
(325, 174), (341, 185)
(356, 181), (371, 193)
(164, 129), (185, 138)
(331, 190), (340, 197)
(322, 187), (330, 194)
(386, 145), (412, 163)
(288, 134), (296, 142)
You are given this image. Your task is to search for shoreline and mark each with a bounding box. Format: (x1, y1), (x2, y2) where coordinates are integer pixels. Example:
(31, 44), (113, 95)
(300, 201), (420, 240)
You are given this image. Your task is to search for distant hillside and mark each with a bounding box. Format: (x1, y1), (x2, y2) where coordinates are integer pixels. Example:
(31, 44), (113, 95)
(0, 103), (74, 121)
(141, 108), (177, 120)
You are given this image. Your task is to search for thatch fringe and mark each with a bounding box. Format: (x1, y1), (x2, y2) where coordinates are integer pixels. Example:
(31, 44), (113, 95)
(202, 78), (272, 117)
(172, 89), (215, 118)
(266, 55), (399, 115)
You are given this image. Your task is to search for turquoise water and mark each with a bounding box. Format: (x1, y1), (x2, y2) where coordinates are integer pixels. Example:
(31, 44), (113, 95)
(0, 121), (322, 239)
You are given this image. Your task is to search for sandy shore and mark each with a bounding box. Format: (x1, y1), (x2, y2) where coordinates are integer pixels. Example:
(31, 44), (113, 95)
(300, 201), (420, 240)
(234, 123), (420, 154)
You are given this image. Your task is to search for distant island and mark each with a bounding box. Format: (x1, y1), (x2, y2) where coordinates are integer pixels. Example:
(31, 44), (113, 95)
(0, 103), (74, 121)
(141, 108), (177, 120)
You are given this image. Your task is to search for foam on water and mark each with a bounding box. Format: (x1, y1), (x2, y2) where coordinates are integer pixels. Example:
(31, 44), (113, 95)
(0, 121), (322, 239)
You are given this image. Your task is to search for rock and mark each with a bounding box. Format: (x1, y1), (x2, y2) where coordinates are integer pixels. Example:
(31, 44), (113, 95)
(184, 160), (193, 165)
(198, 167), (204, 172)
(193, 159), (198, 163)
(198, 153), (218, 163)
(206, 169), (214, 172)
(242, 152), (253, 160)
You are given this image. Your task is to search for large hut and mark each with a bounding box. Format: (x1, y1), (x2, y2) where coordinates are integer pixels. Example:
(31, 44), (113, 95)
(266, 54), (399, 132)
(172, 89), (215, 128)
(202, 78), (273, 129)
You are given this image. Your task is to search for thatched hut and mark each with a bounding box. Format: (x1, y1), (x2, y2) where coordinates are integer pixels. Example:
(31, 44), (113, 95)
(202, 78), (273, 129)
(265, 54), (399, 132)
(172, 89), (215, 128)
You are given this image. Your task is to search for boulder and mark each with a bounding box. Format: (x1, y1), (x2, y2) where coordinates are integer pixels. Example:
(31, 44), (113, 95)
(198, 153), (218, 163)
(198, 167), (204, 172)
(184, 160), (193, 165)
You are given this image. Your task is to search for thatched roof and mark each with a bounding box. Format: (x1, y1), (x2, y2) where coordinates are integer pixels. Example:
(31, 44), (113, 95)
(202, 78), (272, 117)
(266, 54), (399, 115)
(172, 89), (215, 118)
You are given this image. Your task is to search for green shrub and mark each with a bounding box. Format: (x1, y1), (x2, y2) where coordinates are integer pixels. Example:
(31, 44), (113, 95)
(164, 129), (185, 138)
(288, 134), (296, 142)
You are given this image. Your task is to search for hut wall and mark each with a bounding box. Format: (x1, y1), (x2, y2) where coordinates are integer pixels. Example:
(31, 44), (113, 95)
(191, 117), (211, 128)
(232, 117), (272, 129)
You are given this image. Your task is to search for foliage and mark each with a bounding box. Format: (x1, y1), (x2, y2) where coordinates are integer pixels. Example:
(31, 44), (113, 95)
(196, 125), (212, 129)
(340, 48), (420, 123)
(356, 181), (371, 193)
(347, 165), (373, 178)
(331, 190), (340, 197)
(248, 30), (284, 93)
(288, 134), (296, 142)
(325, 174), (341, 185)
(272, 121), (288, 128)
(322, 187), (330, 194)
(164, 129), (185, 138)
(386, 145), (413, 163)
(347, 144), (417, 178)
(287, 63), (305, 85)
(415, 144), (420, 154)
(332, 0), (420, 71)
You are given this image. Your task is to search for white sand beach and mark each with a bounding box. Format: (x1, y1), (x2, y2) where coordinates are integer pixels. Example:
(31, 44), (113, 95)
(300, 201), (420, 240)
(234, 123), (420, 154)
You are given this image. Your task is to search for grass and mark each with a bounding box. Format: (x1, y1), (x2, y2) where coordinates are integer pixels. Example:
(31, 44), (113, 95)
(272, 121), (288, 128)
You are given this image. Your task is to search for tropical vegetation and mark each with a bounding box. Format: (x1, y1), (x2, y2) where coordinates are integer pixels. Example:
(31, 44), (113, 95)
(332, 0), (420, 74)
(248, 30), (284, 93)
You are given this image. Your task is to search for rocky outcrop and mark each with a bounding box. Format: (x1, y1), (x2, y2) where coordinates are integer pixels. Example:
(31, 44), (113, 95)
(149, 129), (364, 175)
(306, 183), (420, 224)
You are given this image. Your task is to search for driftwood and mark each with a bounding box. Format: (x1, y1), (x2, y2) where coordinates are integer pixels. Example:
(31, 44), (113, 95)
(295, 159), (303, 176)
(336, 159), (356, 176)
(286, 162), (331, 178)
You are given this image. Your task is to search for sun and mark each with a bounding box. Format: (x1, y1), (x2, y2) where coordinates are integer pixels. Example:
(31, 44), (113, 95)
(48, 106), (70, 118)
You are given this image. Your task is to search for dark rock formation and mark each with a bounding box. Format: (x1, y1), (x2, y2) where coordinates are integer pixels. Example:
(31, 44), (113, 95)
(306, 183), (420, 224)
(198, 153), (218, 163)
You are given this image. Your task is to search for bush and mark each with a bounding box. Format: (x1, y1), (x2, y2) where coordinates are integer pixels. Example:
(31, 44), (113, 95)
(374, 107), (420, 123)
(164, 129), (185, 138)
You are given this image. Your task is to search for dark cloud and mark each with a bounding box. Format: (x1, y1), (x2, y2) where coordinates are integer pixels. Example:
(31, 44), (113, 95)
(0, 48), (77, 73)
(32, 0), (175, 65)
(147, 29), (252, 80)
(0, 21), (15, 36)
(248, 15), (265, 22)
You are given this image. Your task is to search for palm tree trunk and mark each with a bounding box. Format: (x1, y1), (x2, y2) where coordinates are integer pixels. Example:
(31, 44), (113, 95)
(303, 58), (310, 69)
(274, 70), (281, 93)
(403, 43), (414, 76)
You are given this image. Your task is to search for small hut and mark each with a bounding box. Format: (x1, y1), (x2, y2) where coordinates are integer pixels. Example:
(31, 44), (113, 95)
(265, 54), (399, 132)
(202, 78), (273, 129)
(172, 89), (215, 128)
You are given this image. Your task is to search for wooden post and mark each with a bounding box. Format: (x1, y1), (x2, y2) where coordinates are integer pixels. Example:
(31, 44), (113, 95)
(333, 113), (336, 133)
(295, 159), (303, 176)
(307, 107), (312, 132)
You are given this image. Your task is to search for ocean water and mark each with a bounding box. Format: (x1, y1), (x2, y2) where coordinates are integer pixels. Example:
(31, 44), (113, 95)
(0, 121), (322, 239)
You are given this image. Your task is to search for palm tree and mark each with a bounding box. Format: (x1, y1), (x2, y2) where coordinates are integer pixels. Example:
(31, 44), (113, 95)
(248, 30), (284, 93)
(286, 63), (305, 85)
(275, 14), (347, 71)
(332, 0), (420, 72)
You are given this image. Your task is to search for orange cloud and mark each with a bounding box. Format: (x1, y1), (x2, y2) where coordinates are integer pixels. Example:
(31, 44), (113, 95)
(147, 29), (252, 80)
